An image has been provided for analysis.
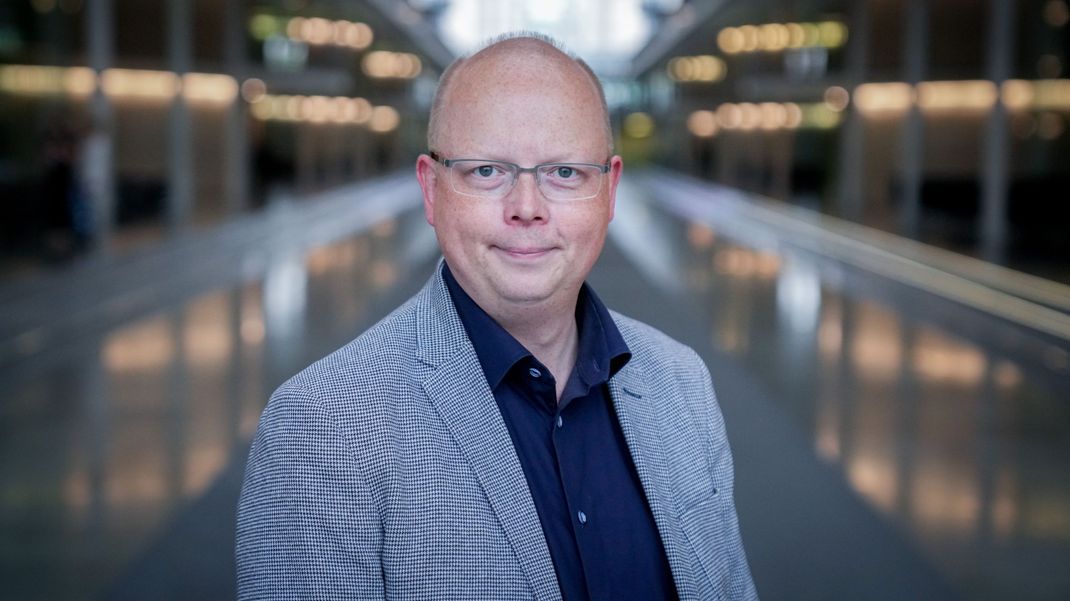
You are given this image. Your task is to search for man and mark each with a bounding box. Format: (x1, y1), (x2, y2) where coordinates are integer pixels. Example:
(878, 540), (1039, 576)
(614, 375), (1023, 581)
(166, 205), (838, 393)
(237, 34), (758, 600)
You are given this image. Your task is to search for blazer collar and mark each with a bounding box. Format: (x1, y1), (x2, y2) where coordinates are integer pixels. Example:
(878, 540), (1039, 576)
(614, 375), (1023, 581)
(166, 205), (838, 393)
(608, 331), (702, 600)
(413, 265), (563, 601)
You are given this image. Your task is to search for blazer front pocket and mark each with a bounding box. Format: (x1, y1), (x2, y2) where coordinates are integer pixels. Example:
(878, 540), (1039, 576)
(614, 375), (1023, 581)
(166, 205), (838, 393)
(678, 493), (731, 594)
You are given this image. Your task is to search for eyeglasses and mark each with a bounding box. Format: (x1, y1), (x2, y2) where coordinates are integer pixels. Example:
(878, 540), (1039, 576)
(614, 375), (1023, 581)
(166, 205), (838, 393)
(429, 151), (610, 201)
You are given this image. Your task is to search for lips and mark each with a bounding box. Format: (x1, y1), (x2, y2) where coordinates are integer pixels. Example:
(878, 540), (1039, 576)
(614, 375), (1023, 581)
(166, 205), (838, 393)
(494, 245), (556, 259)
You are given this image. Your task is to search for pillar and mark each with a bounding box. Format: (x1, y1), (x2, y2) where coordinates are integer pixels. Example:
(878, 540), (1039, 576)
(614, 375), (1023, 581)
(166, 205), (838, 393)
(168, 0), (194, 230)
(86, 0), (116, 250)
(899, 0), (927, 238)
(837, 0), (869, 222)
(980, 0), (1014, 262)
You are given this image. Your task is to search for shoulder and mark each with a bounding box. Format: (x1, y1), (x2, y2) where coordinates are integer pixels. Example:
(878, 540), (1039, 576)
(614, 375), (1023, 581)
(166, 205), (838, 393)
(610, 310), (707, 376)
(289, 296), (421, 395)
(263, 293), (427, 435)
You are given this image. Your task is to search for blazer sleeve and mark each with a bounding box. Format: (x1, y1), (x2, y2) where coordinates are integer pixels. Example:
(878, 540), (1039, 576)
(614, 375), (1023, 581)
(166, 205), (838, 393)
(694, 351), (760, 601)
(236, 383), (385, 600)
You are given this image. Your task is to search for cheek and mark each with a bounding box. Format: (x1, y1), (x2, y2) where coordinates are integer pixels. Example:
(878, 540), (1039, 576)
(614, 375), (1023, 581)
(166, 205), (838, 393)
(561, 204), (612, 242)
(435, 197), (493, 248)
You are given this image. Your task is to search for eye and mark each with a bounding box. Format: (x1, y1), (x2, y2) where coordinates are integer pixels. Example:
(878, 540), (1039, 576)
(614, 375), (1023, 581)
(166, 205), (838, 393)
(553, 166), (576, 179)
(475, 164), (498, 178)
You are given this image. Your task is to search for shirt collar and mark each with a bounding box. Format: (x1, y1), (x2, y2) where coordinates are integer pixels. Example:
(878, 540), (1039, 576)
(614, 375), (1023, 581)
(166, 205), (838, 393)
(442, 262), (631, 391)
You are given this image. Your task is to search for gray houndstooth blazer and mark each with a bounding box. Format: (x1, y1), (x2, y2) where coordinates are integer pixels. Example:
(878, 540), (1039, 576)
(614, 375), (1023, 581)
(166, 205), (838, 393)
(237, 267), (759, 600)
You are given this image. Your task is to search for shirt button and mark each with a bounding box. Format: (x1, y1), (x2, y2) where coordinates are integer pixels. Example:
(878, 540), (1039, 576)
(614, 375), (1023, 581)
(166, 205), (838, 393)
(528, 367), (541, 378)
(577, 511), (587, 525)
(556, 415), (563, 428)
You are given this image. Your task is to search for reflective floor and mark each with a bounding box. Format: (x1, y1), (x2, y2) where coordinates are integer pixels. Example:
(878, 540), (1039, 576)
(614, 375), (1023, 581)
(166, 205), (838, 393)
(622, 172), (1070, 601)
(0, 171), (1067, 600)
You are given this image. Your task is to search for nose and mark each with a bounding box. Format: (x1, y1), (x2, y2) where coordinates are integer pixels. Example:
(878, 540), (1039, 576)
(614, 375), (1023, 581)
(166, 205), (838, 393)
(505, 171), (547, 224)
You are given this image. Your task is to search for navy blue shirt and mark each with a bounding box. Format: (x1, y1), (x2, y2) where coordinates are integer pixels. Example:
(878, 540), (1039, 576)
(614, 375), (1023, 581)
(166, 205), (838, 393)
(443, 263), (678, 601)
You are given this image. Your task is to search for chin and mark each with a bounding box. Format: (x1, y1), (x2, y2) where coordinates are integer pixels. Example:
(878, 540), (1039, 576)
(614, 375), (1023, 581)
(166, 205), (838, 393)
(494, 283), (556, 306)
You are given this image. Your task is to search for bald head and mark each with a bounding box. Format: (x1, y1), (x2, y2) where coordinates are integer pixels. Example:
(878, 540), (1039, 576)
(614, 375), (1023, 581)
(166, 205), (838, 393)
(427, 34), (612, 156)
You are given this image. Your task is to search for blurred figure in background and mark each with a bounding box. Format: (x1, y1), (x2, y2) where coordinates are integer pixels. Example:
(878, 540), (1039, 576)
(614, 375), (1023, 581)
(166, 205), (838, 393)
(39, 114), (92, 259)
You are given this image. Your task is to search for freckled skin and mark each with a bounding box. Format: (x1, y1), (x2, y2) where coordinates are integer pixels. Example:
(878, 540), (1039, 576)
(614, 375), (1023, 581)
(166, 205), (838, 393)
(416, 40), (624, 330)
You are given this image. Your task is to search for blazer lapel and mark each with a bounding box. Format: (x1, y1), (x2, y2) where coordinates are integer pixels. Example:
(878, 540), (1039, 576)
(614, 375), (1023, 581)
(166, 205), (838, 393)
(609, 362), (701, 601)
(415, 270), (562, 601)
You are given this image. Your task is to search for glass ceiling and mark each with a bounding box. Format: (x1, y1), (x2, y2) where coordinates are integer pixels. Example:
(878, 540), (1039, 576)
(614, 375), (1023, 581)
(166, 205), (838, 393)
(430, 0), (686, 75)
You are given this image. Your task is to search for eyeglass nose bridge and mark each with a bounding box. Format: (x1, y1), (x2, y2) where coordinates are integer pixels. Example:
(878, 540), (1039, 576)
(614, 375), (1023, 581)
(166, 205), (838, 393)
(500, 165), (547, 199)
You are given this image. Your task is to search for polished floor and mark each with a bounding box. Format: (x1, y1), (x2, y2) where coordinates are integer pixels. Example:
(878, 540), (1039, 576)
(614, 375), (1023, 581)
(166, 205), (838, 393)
(0, 171), (1067, 601)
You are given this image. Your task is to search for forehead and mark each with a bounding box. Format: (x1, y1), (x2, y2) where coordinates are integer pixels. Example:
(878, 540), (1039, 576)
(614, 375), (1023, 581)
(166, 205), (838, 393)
(437, 48), (607, 158)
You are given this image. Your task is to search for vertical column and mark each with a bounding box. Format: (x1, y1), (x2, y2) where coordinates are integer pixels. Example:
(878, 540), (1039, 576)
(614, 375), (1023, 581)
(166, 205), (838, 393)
(226, 288), (245, 445)
(350, 126), (368, 181)
(899, 0), (927, 238)
(836, 0), (869, 222)
(981, 0), (1014, 262)
(893, 324), (918, 518)
(975, 353), (999, 557)
(716, 133), (738, 188)
(768, 129), (794, 201)
(84, 344), (111, 547)
(224, 0), (250, 215)
(168, 0), (194, 230)
(166, 311), (189, 499)
(296, 123), (317, 193)
(85, 0), (116, 250)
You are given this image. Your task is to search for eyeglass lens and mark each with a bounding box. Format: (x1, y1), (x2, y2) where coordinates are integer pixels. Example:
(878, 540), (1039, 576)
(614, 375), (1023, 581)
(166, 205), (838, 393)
(448, 160), (604, 200)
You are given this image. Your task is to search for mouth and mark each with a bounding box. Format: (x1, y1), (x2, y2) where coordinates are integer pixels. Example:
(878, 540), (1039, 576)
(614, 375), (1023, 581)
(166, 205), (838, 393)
(494, 245), (556, 260)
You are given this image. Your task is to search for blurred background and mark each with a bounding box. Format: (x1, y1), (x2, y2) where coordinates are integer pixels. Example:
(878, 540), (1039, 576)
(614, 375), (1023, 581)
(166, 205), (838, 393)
(0, 0), (1068, 600)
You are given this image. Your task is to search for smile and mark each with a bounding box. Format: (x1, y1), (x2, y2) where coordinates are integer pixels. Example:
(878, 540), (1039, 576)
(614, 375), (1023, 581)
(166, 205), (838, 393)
(494, 246), (556, 260)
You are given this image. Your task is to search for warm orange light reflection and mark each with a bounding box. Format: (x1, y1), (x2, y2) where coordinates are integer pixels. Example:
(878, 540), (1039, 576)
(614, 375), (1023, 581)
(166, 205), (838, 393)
(101, 68), (180, 100)
(106, 435), (169, 505)
(286, 16), (373, 50)
(371, 261), (397, 288)
(993, 360), (1023, 389)
(182, 294), (234, 369)
(667, 55), (726, 82)
(917, 80), (998, 111)
(992, 467), (1019, 541)
(369, 105), (400, 133)
(1028, 79), (1070, 110)
(718, 20), (847, 54)
(818, 307), (843, 358)
(849, 304), (901, 381)
(911, 328), (986, 386)
(687, 110), (718, 137)
(687, 223), (716, 249)
(711, 102), (830, 130)
(182, 72), (238, 105)
(912, 464), (981, 535)
(0, 65), (95, 95)
(854, 82), (914, 114)
(1044, 0), (1070, 27)
(824, 85), (850, 112)
(372, 219), (397, 239)
(104, 317), (175, 373)
(848, 453), (898, 513)
(252, 94), (380, 126)
(713, 247), (779, 279)
(183, 445), (227, 498)
(815, 392), (841, 462)
(240, 77), (267, 103)
(362, 51), (422, 79)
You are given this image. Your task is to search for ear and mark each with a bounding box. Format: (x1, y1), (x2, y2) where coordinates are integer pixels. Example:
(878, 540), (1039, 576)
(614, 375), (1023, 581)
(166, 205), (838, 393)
(605, 155), (624, 221)
(415, 154), (439, 226)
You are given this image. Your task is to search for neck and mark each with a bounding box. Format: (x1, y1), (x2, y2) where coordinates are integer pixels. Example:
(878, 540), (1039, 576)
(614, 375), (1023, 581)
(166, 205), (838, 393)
(484, 292), (581, 401)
